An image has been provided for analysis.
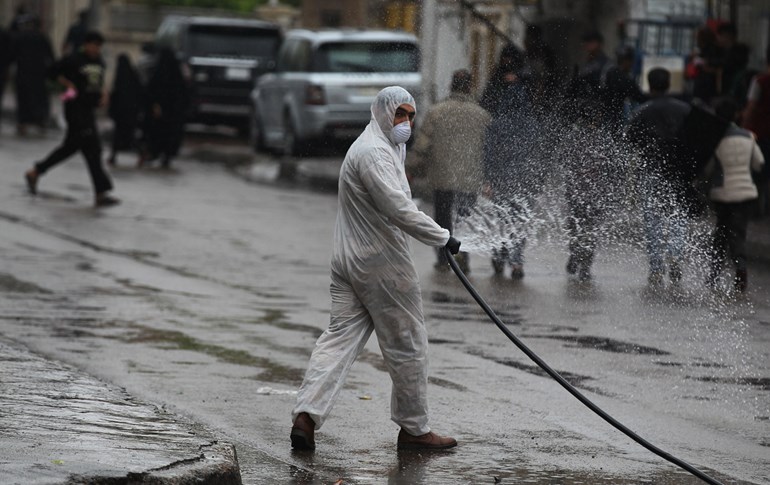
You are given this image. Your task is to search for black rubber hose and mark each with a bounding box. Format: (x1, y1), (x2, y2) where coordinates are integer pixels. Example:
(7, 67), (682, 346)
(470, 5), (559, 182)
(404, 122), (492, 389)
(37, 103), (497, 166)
(442, 247), (725, 485)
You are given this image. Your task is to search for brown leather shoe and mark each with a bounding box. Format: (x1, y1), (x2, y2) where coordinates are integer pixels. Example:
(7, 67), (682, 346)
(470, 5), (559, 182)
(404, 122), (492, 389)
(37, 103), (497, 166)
(397, 428), (457, 450)
(290, 412), (316, 450)
(25, 169), (38, 195)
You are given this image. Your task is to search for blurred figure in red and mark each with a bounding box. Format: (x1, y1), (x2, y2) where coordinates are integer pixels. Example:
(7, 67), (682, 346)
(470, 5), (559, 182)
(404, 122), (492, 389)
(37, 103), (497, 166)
(743, 45), (770, 216)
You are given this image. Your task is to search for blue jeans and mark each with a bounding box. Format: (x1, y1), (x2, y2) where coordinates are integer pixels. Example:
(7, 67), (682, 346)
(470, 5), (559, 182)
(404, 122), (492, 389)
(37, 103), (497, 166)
(642, 197), (687, 275)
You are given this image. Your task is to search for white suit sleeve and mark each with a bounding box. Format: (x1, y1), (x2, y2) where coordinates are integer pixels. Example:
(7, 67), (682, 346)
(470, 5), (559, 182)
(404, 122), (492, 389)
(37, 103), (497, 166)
(360, 149), (450, 247)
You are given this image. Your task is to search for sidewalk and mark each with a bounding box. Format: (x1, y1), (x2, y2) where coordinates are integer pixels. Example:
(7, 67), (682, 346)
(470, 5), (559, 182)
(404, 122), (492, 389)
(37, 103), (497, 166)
(0, 337), (241, 485)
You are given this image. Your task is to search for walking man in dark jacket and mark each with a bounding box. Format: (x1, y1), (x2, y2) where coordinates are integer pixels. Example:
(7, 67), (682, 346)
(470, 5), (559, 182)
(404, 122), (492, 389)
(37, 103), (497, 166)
(24, 31), (119, 207)
(626, 68), (693, 288)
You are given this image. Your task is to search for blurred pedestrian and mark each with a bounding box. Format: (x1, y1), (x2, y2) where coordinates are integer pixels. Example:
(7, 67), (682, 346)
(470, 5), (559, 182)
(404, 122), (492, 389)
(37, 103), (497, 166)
(626, 68), (694, 289)
(687, 26), (722, 104)
(408, 69), (490, 273)
(716, 22), (750, 98)
(24, 31), (119, 208)
(139, 47), (188, 169)
(603, 46), (646, 133)
(743, 45), (770, 216)
(0, 25), (11, 128)
(12, 15), (54, 136)
(564, 30), (612, 124)
(62, 9), (89, 56)
(523, 24), (557, 110)
(704, 97), (764, 293)
(290, 87), (459, 452)
(563, 104), (619, 282)
(483, 67), (535, 279)
(9, 5), (28, 33)
(107, 53), (143, 166)
(480, 43), (527, 117)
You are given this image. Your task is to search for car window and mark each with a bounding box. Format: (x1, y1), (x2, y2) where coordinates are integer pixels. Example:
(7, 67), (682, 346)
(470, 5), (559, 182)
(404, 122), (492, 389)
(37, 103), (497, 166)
(293, 40), (312, 71)
(276, 39), (296, 72)
(157, 21), (176, 48)
(313, 42), (419, 73)
(186, 25), (280, 58)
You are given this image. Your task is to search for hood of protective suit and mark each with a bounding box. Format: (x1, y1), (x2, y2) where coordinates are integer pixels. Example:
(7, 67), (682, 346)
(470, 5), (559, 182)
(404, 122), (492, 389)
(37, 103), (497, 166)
(370, 86), (416, 146)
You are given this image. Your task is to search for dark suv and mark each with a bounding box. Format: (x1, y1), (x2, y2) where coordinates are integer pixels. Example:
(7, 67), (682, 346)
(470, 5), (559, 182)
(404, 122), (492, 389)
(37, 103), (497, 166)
(142, 16), (282, 134)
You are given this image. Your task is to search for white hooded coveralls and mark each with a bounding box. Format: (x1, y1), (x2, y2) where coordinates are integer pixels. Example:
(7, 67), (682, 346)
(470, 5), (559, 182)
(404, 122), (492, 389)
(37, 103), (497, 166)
(292, 87), (450, 436)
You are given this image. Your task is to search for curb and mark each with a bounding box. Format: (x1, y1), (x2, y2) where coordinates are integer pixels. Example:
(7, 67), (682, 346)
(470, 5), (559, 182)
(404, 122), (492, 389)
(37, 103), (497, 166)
(0, 338), (243, 485)
(64, 442), (242, 485)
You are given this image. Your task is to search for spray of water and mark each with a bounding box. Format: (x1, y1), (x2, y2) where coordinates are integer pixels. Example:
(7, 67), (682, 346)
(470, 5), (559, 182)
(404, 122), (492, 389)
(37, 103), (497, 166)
(433, 95), (765, 417)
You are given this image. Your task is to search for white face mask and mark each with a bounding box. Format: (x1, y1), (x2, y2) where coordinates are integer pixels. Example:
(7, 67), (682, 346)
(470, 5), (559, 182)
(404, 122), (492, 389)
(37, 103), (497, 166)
(390, 121), (412, 145)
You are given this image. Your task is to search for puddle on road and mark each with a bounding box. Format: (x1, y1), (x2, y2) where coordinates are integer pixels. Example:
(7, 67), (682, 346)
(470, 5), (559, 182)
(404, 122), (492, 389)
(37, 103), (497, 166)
(0, 272), (52, 293)
(239, 309), (324, 338)
(466, 348), (598, 392)
(123, 324), (305, 384)
(687, 375), (770, 391)
(523, 334), (669, 355)
(654, 360), (729, 369)
(279, 443), (740, 485)
(427, 376), (468, 392)
(428, 291), (525, 325)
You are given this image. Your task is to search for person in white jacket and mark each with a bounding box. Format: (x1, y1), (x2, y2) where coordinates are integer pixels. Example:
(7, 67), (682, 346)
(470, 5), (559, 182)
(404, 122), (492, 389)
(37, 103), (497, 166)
(705, 97), (765, 293)
(290, 86), (460, 451)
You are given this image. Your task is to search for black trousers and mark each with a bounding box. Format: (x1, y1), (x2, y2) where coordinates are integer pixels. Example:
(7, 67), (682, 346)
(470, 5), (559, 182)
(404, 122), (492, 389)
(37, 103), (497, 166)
(434, 190), (475, 264)
(711, 200), (753, 276)
(36, 104), (113, 194)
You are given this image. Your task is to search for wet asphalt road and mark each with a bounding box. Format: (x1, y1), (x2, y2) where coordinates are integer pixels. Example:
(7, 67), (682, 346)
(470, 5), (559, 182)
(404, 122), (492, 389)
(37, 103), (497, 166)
(0, 125), (769, 485)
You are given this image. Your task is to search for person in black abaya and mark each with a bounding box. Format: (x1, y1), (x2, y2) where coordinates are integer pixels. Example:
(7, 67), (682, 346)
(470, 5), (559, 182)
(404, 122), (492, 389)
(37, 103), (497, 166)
(12, 15), (54, 136)
(139, 47), (188, 169)
(107, 54), (143, 166)
(480, 44), (528, 117)
(0, 26), (12, 128)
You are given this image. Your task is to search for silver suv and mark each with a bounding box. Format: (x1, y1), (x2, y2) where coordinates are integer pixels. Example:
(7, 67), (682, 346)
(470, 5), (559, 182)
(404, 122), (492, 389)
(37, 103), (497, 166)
(249, 29), (421, 155)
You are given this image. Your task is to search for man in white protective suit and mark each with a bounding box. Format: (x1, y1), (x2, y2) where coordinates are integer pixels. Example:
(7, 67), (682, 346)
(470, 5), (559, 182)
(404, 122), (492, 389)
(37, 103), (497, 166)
(290, 86), (461, 451)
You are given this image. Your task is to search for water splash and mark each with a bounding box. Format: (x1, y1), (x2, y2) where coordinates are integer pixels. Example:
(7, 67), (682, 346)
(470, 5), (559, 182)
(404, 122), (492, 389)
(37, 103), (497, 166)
(431, 100), (765, 417)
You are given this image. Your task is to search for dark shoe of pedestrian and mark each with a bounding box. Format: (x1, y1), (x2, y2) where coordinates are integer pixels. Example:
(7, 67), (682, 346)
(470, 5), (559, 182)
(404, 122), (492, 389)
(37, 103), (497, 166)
(510, 264), (525, 280)
(566, 255), (578, 275)
(456, 252), (470, 274)
(95, 193), (121, 208)
(25, 169), (38, 195)
(647, 271), (664, 289)
(734, 269), (748, 294)
(397, 429), (457, 450)
(434, 259), (450, 272)
(491, 258), (505, 275)
(290, 412), (316, 451)
(578, 265), (592, 283)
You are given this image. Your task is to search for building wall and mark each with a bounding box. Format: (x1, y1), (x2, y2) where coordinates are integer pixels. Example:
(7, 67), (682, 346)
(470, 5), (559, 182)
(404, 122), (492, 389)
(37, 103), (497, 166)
(300, 0), (367, 28)
(420, 0), (631, 106)
(299, 0), (419, 31)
